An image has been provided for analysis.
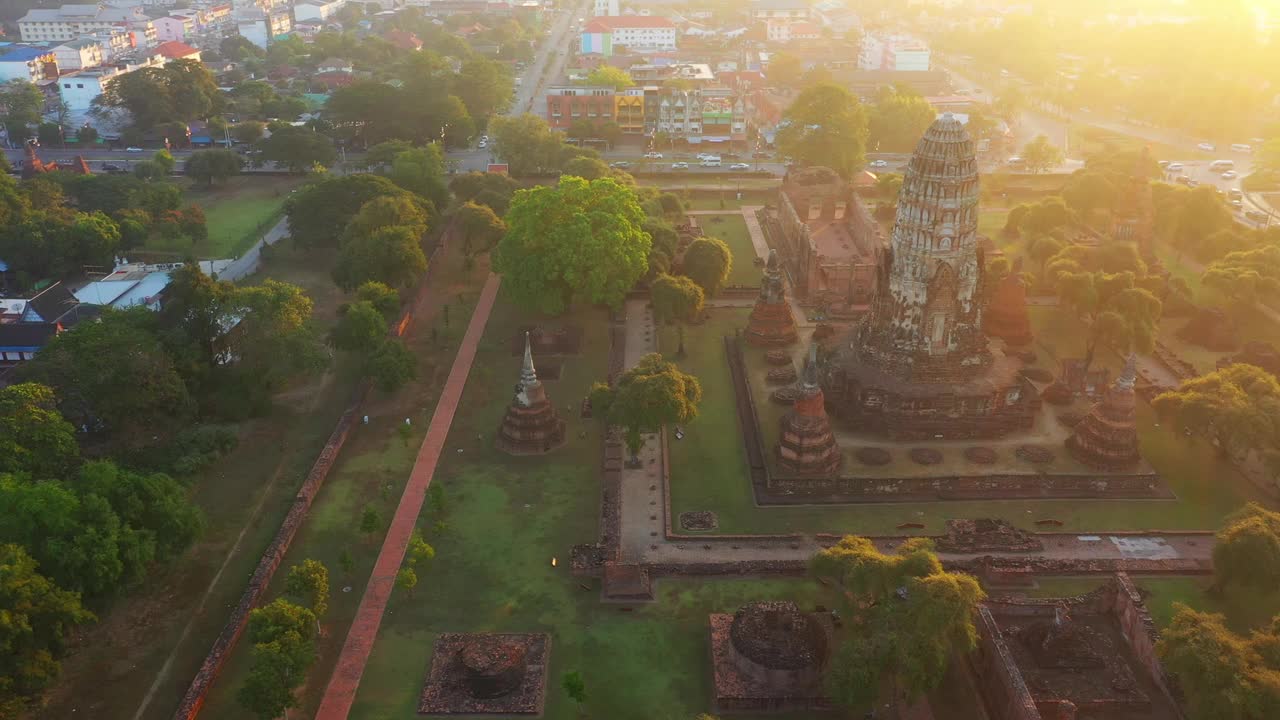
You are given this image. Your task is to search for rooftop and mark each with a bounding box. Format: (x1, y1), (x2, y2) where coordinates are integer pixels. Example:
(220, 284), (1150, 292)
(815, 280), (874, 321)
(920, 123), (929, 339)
(153, 41), (199, 59)
(0, 46), (56, 63)
(584, 16), (677, 32)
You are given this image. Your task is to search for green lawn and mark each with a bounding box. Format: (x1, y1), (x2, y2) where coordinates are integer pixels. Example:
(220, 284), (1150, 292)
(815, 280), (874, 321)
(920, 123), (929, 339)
(662, 305), (1262, 537)
(681, 188), (775, 211)
(1067, 125), (1204, 163)
(344, 295), (832, 720)
(196, 254), (484, 719)
(159, 175), (306, 259)
(694, 213), (763, 288)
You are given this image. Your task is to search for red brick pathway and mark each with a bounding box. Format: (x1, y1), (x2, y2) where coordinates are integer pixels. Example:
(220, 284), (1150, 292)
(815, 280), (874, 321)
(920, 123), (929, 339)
(315, 273), (501, 720)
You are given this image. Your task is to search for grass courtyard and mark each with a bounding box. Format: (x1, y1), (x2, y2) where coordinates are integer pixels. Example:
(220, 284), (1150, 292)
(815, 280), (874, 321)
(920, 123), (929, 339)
(661, 306), (1263, 538)
(340, 293), (850, 720)
(145, 175), (306, 259)
(692, 212), (763, 288)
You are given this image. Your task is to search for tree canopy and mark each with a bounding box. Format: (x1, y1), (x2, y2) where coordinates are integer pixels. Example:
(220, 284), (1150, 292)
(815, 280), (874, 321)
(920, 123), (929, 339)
(867, 84), (937, 153)
(1153, 364), (1280, 464)
(1021, 134), (1065, 174)
(91, 60), (222, 133)
(494, 176), (651, 314)
(1158, 604), (1280, 719)
(650, 273), (705, 324)
(589, 352), (702, 457)
(777, 83), (868, 179)
(334, 225), (429, 290)
(682, 237), (734, 298)
(184, 149), (242, 186)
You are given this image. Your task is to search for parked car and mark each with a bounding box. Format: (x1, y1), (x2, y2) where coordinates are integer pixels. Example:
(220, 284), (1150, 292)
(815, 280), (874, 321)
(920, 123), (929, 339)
(696, 152), (714, 160)
(643, 151), (663, 159)
(671, 162), (689, 170)
(1231, 143), (1253, 153)
(1230, 199), (1244, 209)
(610, 161), (630, 168)
(478, 140), (487, 148)
(1221, 170), (1238, 180)
(729, 163), (750, 170)
(1229, 188), (1244, 200)
(699, 158), (722, 167)
(1246, 209), (1269, 223)
(1197, 142), (1216, 152)
(125, 146), (143, 152)
(1157, 160), (1170, 168)
(101, 163), (123, 174)
(1165, 162), (1184, 172)
(869, 159), (889, 168)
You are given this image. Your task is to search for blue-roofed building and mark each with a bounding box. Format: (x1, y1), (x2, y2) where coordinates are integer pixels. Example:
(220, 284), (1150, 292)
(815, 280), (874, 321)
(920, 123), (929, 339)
(0, 45), (59, 82)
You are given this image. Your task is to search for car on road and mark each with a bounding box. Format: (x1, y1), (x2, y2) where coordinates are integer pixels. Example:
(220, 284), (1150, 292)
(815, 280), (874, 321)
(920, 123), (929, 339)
(1246, 210), (1269, 223)
(1231, 143), (1253, 153)
(1230, 199), (1244, 209)
(1222, 170), (1238, 180)
(729, 163), (750, 170)
(1175, 175), (1192, 185)
(478, 140), (487, 148)
(125, 146), (143, 152)
(643, 151), (663, 159)
(101, 163), (123, 174)
(1157, 160), (1170, 168)
(610, 161), (631, 168)
(1229, 188), (1244, 200)
(480, 135), (489, 142)
(699, 157), (722, 167)
(1197, 142), (1216, 152)
(1165, 162), (1184, 172)
(671, 162), (689, 170)
(696, 152), (714, 160)
(869, 159), (889, 168)
(1006, 156), (1026, 168)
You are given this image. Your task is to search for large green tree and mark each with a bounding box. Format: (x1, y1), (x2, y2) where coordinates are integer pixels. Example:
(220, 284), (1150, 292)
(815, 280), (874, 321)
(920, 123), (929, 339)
(867, 84), (937, 153)
(1153, 364), (1280, 463)
(184, 149), (242, 186)
(1158, 604), (1280, 720)
(489, 114), (573, 176)
(1021, 134), (1064, 174)
(332, 301), (388, 352)
(0, 383), (78, 479)
(91, 59), (221, 132)
(455, 201), (506, 257)
(494, 176), (651, 314)
(776, 83), (868, 179)
(1203, 246), (1280, 312)
(257, 126), (336, 173)
(682, 237), (733, 298)
(650, 273), (705, 324)
(334, 225), (429, 290)
(286, 175), (418, 248)
(589, 353), (702, 460)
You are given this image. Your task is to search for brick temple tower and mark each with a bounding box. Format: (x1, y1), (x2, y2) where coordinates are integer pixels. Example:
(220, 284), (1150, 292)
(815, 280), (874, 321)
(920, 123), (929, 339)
(496, 333), (566, 455)
(1066, 354), (1140, 469)
(983, 257), (1034, 347)
(823, 114), (1036, 439)
(745, 249), (799, 347)
(777, 344), (841, 476)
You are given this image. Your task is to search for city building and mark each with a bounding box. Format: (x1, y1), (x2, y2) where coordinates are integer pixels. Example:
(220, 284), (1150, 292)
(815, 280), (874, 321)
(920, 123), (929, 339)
(858, 34), (931, 71)
(17, 4), (156, 46)
(293, 0), (347, 23)
(592, 0), (619, 17)
(749, 0), (810, 21)
(52, 38), (106, 72)
(651, 86), (747, 145)
(765, 19), (820, 43)
(0, 283), (99, 375)
(545, 85), (616, 131)
(153, 14), (196, 42)
(153, 40), (201, 61)
(235, 8), (293, 47)
(615, 87), (644, 134)
(627, 62), (714, 85)
(581, 16), (676, 56)
(82, 28), (136, 61)
(0, 46), (59, 83)
(57, 54), (166, 126)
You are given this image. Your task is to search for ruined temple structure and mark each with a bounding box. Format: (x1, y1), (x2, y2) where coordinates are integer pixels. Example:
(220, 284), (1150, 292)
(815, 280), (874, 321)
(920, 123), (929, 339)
(20, 142), (91, 180)
(1219, 340), (1280, 378)
(710, 601), (832, 712)
(418, 633), (550, 714)
(495, 333), (566, 455)
(1111, 146), (1157, 264)
(1066, 355), (1141, 470)
(822, 115), (1037, 439)
(768, 166), (884, 308)
(744, 249), (799, 347)
(776, 344), (841, 476)
(983, 258), (1034, 347)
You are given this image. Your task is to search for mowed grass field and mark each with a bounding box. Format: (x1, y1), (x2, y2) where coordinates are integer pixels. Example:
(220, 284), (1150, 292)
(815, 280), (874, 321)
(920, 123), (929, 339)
(147, 175), (307, 259)
(693, 212), (763, 288)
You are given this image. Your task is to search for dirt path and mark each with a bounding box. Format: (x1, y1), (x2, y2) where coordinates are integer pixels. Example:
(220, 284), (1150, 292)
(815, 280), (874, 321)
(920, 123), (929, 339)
(314, 273), (501, 720)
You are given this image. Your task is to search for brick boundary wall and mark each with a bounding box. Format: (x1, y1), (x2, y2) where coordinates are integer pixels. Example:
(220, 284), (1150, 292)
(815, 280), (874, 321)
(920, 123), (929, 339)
(170, 239), (450, 720)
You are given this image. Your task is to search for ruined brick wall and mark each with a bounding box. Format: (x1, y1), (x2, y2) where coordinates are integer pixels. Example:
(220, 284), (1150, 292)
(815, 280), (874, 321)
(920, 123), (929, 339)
(971, 607), (1043, 720)
(764, 471), (1170, 502)
(1100, 574), (1185, 717)
(171, 244), (446, 720)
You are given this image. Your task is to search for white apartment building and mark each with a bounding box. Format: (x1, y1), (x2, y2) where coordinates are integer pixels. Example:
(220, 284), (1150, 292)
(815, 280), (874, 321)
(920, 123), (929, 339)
(57, 54), (166, 126)
(859, 34), (931, 71)
(52, 38), (106, 71)
(17, 4), (156, 45)
(581, 16), (676, 54)
(294, 0), (347, 23)
(235, 9), (293, 47)
(592, 0), (619, 16)
(765, 19), (820, 43)
(83, 28), (136, 60)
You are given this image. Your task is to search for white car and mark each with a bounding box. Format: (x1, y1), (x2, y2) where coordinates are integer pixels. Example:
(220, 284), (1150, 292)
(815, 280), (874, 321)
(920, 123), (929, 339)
(671, 162), (689, 170)
(124, 146), (143, 152)
(643, 151), (663, 159)
(1165, 162), (1184, 172)
(1230, 199), (1244, 209)
(1197, 142), (1216, 152)
(729, 163), (750, 170)
(478, 140), (487, 148)
(869, 159), (889, 168)
(1221, 170), (1238, 180)
(480, 135), (489, 142)
(696, 152), (715, 160)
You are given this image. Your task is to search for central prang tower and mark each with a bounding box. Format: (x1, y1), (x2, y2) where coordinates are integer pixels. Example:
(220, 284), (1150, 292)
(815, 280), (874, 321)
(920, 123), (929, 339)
(859, 113), (990, 378)
(822, 114), (1037, 439)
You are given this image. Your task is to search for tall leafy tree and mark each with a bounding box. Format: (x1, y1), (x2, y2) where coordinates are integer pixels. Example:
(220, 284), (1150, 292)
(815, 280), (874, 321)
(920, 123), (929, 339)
(777, 83), (868, 179)
(455, 201), (506, 257)
(585, 65), (634, 90)
(452, 57), (513, 123)
(1153, 364), (1280, 462)
(91, 60), (221, 132)
(388, 145), (449, 210)
(1158, 604), (1280, 719)
(332, 301), (388, 352)
(0, 383), (78, 479)
(589, 353), (702, 461)
(682, 237), (733, 298)
(489, 114), (572, 176)
(286, 175), (416, 248)
(1020, 134), (1064, 174)
(334, 225), (429, 290)
(650, 273), (705, 325)
(257, 126), (336, 173)
(184, 149), (242, 186)
(494, 176), (651, 314)
(867, 85), (938, 152)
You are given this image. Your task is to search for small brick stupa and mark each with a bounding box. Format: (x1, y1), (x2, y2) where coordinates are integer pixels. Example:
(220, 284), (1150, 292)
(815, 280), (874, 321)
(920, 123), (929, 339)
(1065, 354), (1140, 469)
(777, 344), (841, 476)
(983, 258), (1034, 347)
(495, 333), (566, 455)
(745, 249), (799, 347)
